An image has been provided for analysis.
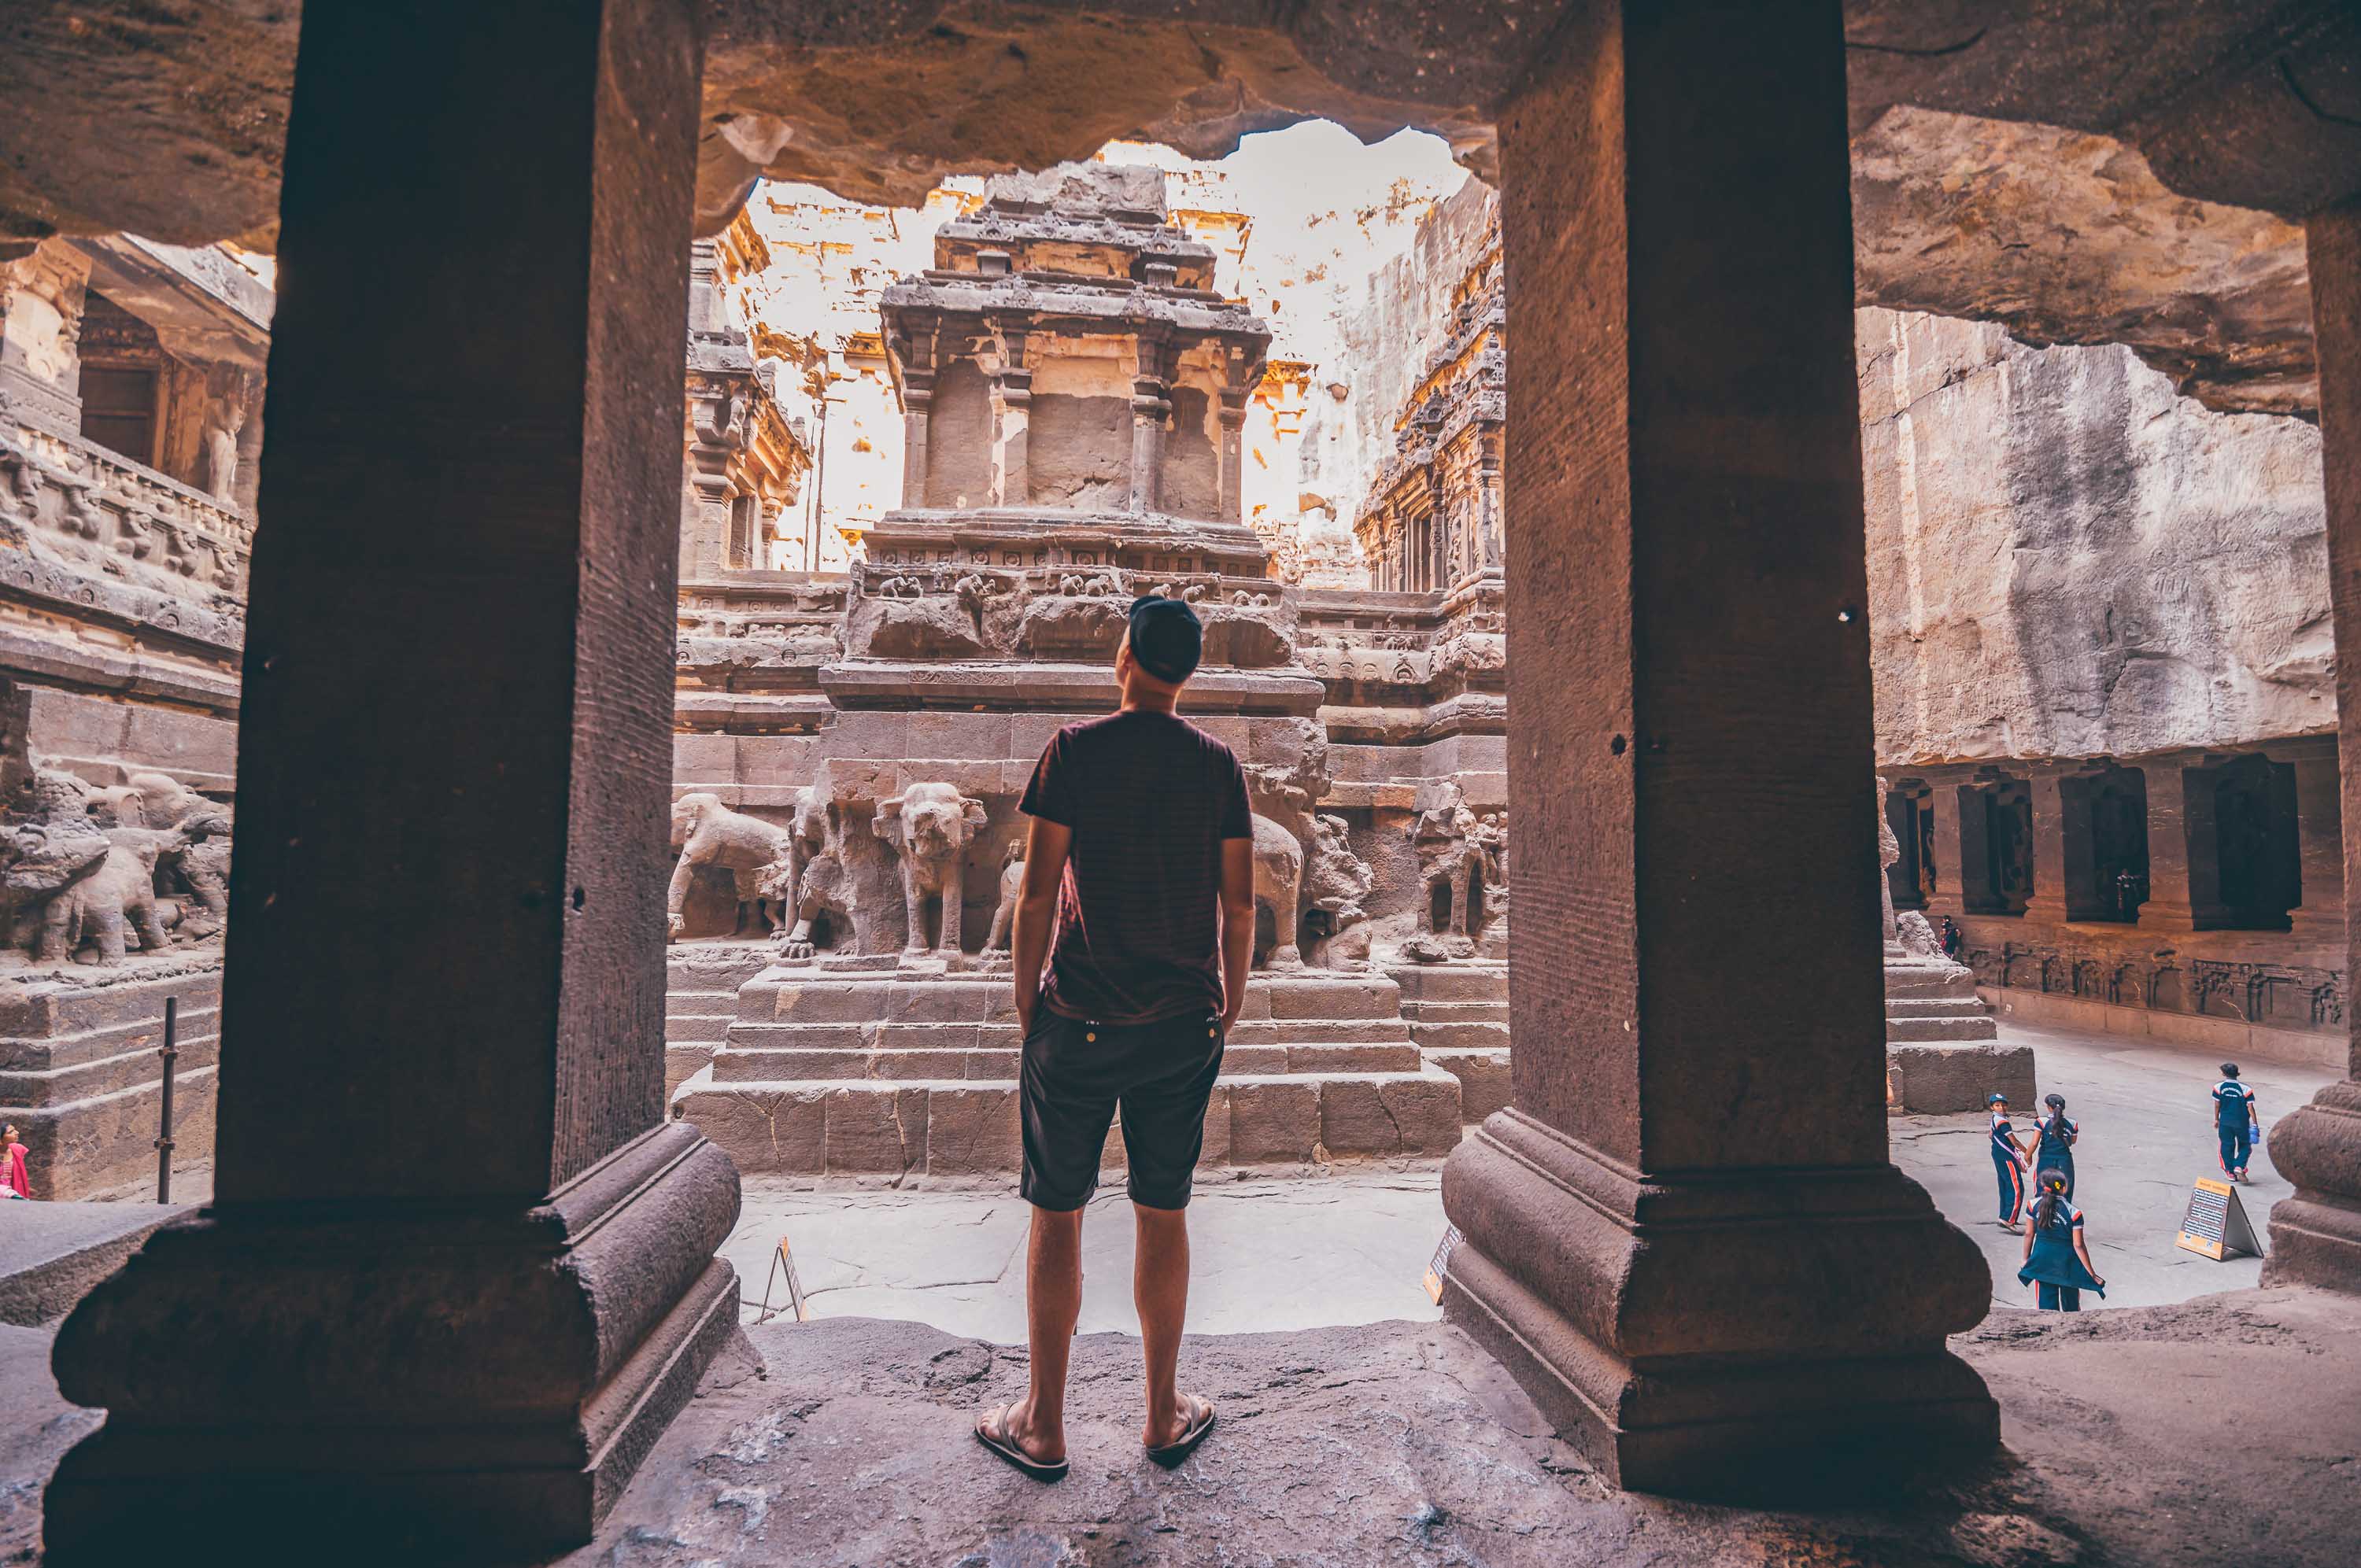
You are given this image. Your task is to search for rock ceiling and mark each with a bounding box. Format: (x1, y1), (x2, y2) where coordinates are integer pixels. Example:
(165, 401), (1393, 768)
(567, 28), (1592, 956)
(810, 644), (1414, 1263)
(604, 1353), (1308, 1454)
(2, 1), (2353, 412)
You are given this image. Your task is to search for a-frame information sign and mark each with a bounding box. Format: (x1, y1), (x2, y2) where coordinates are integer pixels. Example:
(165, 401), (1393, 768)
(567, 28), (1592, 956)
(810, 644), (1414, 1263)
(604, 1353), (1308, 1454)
(2176, 1176), (2264, 1260)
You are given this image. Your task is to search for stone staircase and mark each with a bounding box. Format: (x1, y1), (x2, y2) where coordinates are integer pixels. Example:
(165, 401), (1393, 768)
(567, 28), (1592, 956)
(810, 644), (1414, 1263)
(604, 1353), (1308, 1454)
(1883, 946), (2033, 1112)
(1387, 961), (1512, 1122)
(671, 963), (1464, 1177)
(664, 943), (777, 1097)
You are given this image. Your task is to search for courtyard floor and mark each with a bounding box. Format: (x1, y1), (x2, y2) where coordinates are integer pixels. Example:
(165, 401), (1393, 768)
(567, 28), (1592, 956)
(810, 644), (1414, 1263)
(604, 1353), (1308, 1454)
(722, 1016), (2337, 1335)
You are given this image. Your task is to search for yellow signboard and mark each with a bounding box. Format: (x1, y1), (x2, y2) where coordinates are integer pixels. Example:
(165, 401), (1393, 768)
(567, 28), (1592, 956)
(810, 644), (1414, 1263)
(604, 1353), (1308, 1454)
(754, 1234), (809, 1323)
(1423, 1224), (1463, 1304)
(2176, 1177), (2263, 1261)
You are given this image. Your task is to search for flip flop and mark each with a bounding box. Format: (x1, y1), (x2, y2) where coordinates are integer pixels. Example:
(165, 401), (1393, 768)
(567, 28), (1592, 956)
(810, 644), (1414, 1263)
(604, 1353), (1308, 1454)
(975, 1403), (1068, 1481)
(1145, 1393), (1216, 1469)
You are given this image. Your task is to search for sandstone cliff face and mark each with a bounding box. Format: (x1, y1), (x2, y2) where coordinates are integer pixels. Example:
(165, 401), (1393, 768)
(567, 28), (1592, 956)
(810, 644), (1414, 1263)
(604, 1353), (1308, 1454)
(1299, 177), (1498, 542)
(1860, 307), (2331, 767)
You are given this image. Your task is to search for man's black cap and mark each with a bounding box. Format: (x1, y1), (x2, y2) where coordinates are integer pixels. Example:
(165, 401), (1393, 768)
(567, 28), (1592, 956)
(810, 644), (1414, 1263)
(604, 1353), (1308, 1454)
(1127, 594), (1203, 684)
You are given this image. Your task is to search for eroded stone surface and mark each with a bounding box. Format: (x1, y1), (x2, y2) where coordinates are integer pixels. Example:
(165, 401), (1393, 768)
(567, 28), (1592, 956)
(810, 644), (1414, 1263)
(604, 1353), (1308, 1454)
(1861, 306), (2330, 766)
(573, 1287), (2361, 1566)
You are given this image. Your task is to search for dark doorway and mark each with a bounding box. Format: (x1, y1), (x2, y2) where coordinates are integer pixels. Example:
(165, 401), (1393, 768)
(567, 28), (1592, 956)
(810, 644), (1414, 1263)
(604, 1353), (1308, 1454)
(2060, 764), (2149, 923)
(1884, 780), (1935, 911)
(2185, 753), (2300, 931)
(1957, 772), (2033, 916)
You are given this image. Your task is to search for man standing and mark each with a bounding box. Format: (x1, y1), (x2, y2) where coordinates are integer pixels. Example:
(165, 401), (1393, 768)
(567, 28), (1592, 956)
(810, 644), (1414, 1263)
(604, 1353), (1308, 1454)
(2214, 1063), (2259, 1182)
(975, 595), (1254, 1481)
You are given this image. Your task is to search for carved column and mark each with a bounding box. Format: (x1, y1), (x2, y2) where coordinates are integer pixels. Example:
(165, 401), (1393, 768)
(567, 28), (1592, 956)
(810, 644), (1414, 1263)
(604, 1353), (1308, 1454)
(44, 2), (740, 1559)
(1437, 0), (1993, 1493)
(894, 322), (937, 509)
(1129, 328), (1173, 515)
(990, 323), (1031, 508)
(1216, 345), (1254, 526)
(2267, 195), (2361, 1292)
(2137, 762), (2198, 932)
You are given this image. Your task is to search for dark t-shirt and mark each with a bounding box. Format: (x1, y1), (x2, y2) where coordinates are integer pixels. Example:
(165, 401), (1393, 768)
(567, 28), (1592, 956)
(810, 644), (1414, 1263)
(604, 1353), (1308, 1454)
(1018, 709), (1253, 1024)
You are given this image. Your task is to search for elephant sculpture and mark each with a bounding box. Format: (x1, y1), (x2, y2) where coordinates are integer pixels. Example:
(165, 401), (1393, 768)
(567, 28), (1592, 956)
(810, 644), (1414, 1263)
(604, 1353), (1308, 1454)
(1251, 812), (1305, 970)
(773, 784), (854, 960)
(94, 771), (234, 936)
(877, 783), (987, 960)
(4, 769), (178, 964)
(667, 792), (795, 941)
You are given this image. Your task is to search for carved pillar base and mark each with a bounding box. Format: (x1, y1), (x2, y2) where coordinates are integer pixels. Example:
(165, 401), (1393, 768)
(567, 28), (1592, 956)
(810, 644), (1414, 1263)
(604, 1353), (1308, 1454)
(2264, 1083), (2361, 1291)
(1441, 1112), (1996, 1495)
(46, 1124), (741, 1561)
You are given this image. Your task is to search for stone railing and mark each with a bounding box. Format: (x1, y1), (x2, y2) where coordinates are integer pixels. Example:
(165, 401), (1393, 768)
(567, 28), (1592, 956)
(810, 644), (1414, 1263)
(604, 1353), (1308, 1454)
(0, 415), (249, 653)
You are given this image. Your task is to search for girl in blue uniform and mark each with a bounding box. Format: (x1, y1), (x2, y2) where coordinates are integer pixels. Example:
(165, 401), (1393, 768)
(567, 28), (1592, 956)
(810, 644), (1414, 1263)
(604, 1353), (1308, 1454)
(2018, 1172), (2105, 1311)
(2030, 1091), (2078, 1200)
(1988, 1093), (2029, 1230)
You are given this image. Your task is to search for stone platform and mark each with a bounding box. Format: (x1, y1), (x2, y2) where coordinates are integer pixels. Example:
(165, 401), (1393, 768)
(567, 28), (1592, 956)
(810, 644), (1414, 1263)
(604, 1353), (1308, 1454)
(671, 963), (1463, 1176)
(1886, 946), (2032, 1113)
(567, 1286), (2361, 1566)
(1387, 959), (1510, 1121)
(0, 957), (220, 1201)
(0, 1201), (190, 1326)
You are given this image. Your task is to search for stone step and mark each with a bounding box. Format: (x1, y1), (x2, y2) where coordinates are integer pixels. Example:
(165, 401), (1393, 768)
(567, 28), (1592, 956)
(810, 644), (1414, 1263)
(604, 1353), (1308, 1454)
(1383, 965), (1509, 1003)
(1886, 1014), (2000, 1042)
(1423, 1046), (1512, 1122)
(666, 1010), (737, 1045)
(733, 968), (1410, 1026)
(719, 1015), (1414, 1055)
(707, 1037), (1428, 1085)
(0, 1028), (224, 1110)
(673, 1062), (1463, 1175)
(1406, 1018), (1511, 1053)
(1883, 996), (1991, 1018)
(1398, 999), (1508, 1026)
(1883, 964), (1979, 1000)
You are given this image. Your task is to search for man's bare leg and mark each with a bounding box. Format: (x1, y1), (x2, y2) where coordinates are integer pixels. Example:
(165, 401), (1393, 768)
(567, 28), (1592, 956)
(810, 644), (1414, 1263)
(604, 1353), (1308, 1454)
(1134, 1201), (1203, 1446)
(1003, 1204), (1084, 1463)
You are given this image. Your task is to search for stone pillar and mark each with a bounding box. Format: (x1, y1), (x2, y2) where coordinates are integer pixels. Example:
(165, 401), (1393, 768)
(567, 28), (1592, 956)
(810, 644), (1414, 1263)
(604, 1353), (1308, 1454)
(901, 377), (934, 508)
(1129, 330), (1172, 515)
(44, 2), (741, 1559)
(1437, 0), (1993, 1493)
(1217, 386), (1249, 523)
(2268, 196), (2361, 1292)
(2022, 767), (2070, 926)
(991, 330), (1031, 509)
(2137, 761), (2198, 932)
(2281, 743), (2344, 950)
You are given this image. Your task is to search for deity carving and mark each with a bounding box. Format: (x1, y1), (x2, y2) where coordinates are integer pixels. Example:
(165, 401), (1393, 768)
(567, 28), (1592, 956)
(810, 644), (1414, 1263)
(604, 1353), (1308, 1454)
(876, 783), (988, 961)
(667, 792), (795, 942)
(1406, 780), (1483, 954)
(1303, 813), (1373, 968)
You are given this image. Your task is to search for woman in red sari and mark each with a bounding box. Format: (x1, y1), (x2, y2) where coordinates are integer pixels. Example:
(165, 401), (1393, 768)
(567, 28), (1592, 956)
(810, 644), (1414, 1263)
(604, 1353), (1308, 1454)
(2, 1125), (28, 1199)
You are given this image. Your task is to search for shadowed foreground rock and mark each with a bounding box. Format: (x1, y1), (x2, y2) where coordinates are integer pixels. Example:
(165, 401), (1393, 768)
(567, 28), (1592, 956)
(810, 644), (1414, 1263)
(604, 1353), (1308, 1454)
(580, 1289), (2361, 1566)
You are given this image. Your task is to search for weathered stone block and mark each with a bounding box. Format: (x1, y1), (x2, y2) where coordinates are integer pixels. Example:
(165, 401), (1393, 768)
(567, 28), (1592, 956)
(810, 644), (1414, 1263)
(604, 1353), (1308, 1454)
(1225, 1077), (1320, 1163)
(1885, 1042), (2037, 1114)
(823, 1084), (926, 1174)
(924, 1084), (1022, 1175)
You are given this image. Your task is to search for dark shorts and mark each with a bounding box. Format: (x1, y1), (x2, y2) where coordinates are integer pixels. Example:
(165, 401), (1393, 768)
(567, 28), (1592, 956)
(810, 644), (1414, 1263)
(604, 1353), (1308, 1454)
(1019, 1008), (1225, 1212)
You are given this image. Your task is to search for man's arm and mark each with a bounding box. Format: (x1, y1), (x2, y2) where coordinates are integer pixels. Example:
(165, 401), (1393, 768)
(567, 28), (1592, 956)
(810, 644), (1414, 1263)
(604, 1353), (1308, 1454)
(1217, 837), (1254, 1035)
(1011, 816), (1071, 1035)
